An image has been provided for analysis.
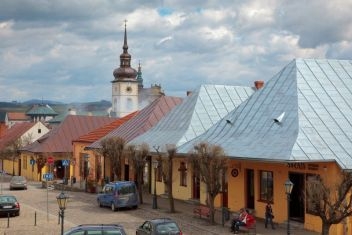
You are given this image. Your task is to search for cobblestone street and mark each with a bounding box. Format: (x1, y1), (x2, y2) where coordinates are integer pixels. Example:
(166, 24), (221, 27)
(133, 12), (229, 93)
(0, 180), (320, 235)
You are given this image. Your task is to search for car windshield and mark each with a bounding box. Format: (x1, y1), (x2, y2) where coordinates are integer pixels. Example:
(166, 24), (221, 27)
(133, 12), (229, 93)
(156, 222), (179, 234)
(0, 196), (16, 203)
(11, 176), (26, 182)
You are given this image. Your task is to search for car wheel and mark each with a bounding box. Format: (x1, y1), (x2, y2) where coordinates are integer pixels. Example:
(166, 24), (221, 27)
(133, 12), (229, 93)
(111, 203), (117, 211)
(15, 211), (20, 216)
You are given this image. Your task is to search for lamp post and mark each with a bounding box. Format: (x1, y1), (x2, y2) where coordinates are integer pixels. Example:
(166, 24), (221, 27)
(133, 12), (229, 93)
(152, 160), (158, 209)
(284, 179), (294, 235)
(56, 192), (68, 235)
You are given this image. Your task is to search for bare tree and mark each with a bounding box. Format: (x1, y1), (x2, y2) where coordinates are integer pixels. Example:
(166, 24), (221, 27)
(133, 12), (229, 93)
(189, 142), (228, 224)
(97, 137), (125, 181)
(306, 172), (352, 235)
(0, 139), (22, 175)
(126, 143), (149, 204)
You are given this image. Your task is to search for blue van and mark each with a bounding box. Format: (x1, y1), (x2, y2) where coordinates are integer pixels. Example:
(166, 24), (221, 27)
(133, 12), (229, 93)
(97, 181), (139, 211)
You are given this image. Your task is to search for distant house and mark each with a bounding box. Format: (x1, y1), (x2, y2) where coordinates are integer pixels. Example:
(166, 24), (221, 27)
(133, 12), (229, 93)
(0, 122), (50, 175)
(26, 104), (58, 123)
(72, 111), (138, 192)
(87, 95), (183, 183)
(5, 112), (31, 128)
(20, 115), (116, 182)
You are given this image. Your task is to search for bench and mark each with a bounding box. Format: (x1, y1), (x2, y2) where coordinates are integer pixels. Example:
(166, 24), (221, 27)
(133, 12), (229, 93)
(193, 205), (210, 219)
(239, 214), (256, 234)
(230, 213), (256, 234)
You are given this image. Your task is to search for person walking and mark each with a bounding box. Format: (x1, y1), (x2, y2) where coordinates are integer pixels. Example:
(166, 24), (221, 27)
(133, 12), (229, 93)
(265, 202), (275, 229)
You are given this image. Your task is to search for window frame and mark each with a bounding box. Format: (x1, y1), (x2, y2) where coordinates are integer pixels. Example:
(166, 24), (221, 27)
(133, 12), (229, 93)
(259, 170), (274, 202)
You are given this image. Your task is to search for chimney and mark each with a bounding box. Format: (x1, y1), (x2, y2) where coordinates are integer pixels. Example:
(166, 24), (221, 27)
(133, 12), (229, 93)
(254, 80), (264, 90)
(186, 91), (192, 96)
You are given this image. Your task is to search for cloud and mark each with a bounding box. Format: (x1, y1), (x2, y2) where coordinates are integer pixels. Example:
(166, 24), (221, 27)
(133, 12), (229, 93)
(0, 0), (351, 103)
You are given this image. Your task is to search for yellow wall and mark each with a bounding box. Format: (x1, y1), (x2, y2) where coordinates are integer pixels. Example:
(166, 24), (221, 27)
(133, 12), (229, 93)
(2, 158), (18, 175)
(165, 158), (351, 235)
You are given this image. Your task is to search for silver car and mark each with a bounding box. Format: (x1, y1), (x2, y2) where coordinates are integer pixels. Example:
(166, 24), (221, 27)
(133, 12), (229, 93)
(10, 176), (27, 190)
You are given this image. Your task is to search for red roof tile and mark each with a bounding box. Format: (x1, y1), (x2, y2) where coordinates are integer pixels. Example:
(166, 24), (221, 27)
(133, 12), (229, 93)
(88, 96), (183, 149)
(22, 115), (116, 153)
(7, 112), (30, 121)
(74, 111), (138, 143)
(0, 122), (35, 149)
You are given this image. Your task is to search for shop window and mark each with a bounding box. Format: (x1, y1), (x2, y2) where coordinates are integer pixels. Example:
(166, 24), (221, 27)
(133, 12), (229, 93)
(179, 162), (187, 187)
(260, 170), (273, 201)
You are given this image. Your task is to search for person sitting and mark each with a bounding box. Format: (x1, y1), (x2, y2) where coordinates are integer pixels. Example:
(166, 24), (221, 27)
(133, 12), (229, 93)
(231, 208), (248, 234)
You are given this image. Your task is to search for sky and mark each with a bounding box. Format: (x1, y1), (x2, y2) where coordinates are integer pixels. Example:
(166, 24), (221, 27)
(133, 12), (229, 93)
(0, 0), (351, 103)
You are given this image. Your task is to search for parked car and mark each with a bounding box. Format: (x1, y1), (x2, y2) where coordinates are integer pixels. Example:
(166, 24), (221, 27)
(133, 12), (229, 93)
(97, 181), (139, 211)
(0, 195), (20, 217)
(10, 176), (27, 190)
(136, 218), (182, 235)
(64, 224), (127, 235)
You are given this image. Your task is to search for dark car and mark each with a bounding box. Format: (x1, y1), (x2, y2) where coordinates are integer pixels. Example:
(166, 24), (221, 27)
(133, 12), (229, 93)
(0, 195), (20, 217)
(136, 218), (182, 235)
(64, 224), (127, 235)
(10, 176), (27, 190)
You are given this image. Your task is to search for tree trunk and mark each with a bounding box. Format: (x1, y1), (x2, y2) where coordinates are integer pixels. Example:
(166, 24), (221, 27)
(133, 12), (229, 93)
(321, 222), (331, 235)
(168, 157), (175, 213)
(208, 193), (216, 225)
(138, 173), (144, 204)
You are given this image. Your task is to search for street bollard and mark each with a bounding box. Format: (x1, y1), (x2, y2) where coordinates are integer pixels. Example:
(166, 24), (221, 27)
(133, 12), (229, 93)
(7, 213), (10, 228)
(34, 211), (37, 226)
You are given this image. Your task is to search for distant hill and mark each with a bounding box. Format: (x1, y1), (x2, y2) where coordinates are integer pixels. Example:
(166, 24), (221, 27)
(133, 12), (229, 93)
(0, 100), (112, 115)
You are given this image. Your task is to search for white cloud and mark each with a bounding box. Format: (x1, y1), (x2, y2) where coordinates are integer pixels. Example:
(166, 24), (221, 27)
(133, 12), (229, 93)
(0, 0), (351, 103)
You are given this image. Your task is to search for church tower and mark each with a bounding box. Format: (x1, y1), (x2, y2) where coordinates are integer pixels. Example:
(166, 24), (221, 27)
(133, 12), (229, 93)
(111, 22), (139, 118)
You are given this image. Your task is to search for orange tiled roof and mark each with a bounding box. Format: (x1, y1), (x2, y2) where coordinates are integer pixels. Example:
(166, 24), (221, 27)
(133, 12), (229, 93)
(22, 115), (116, 153)
(7, 112), (30, 121)
(0, 122), (35, 149)
(74, 111), (138, 143)
(88, 96), (183, 149)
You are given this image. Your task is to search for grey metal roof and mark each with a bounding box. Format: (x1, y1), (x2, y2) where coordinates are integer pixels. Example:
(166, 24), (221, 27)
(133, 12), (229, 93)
(178, 59), (352, 170)
(129, 84), (254, 152)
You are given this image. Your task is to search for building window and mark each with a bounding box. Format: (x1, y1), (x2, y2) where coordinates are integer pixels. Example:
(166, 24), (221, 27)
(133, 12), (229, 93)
(38, 128), (41, 134)
(260, 171), (273, 201)
(23, 156), (27, 170)
(179, 162), (187, 187)
(306, 174), (320, 215)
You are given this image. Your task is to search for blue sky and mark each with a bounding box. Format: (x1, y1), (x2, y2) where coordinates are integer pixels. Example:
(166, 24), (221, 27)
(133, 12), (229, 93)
(0, 0), (351, 103)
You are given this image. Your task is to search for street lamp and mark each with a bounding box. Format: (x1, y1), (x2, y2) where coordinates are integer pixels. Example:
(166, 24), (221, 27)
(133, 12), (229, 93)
(152, 160), (159, 209)
(284, 179), (294, 235)
(57, 192), (68, 235)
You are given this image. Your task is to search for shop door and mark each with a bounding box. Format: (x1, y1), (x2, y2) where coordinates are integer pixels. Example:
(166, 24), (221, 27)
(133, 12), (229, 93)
(289, 172), (305, 222)
(246, 169), (255, 209)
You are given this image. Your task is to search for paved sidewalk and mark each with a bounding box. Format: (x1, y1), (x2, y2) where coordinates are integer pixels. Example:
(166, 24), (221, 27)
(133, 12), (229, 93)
(140, 193), (320, 235)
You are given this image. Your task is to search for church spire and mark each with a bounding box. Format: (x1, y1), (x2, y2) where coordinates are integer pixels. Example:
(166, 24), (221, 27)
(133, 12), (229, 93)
(112, 20), (137, 80)
(137, 60), (144, 88)
(123, 20), (128, 54)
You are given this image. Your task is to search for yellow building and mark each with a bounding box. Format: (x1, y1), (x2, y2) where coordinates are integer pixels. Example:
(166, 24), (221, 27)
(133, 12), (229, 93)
(130, 59), (352, 235)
